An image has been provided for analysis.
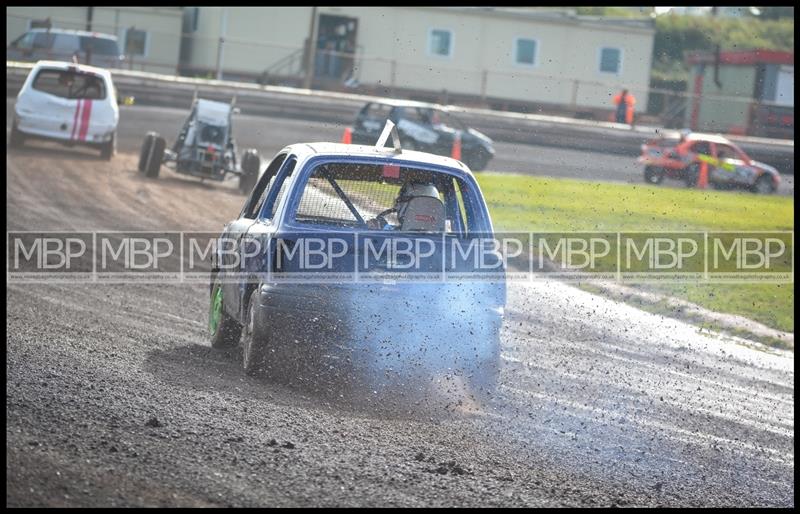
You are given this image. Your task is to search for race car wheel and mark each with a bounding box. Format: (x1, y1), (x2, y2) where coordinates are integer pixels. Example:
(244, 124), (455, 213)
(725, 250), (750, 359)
(684, 163), (700, 188)
(209, 275), (242, 349)
(145, 135), (166, 178)
(241, 289), (268, 376)
(138, 134), (154, 173)
(100, 133), (116, 160)
(9, 123), (25, 148)
(239, 149), (260, 195)
(752, 174), (776, 195)
(466, 151), (491, 172)
(643, 166), (664, 185)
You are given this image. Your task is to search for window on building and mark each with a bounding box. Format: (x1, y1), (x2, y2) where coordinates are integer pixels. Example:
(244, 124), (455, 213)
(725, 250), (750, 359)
(428, 29), (453, 58)
(599, 47), (622, 74)
(124, 28), (148, 57)
(514, 38), (537, 66)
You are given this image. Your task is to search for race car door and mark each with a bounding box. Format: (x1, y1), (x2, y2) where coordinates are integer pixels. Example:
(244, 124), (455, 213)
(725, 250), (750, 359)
(219, 153), (287, 319)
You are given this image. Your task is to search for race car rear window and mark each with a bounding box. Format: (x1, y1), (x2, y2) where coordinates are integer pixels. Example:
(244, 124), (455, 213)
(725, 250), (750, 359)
(292, 162), (484, 235)
(32, 69), (107, 100)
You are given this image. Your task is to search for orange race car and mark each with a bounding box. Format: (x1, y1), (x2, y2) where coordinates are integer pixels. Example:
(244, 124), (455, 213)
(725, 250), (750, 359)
(638, 132), (781, 194)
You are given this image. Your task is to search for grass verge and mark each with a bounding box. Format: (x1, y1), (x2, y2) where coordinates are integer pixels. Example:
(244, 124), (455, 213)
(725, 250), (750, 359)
(475, 172), (794, 340)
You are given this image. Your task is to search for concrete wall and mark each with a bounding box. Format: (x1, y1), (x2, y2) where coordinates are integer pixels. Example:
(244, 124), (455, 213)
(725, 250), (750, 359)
(6, 7), (183, 73)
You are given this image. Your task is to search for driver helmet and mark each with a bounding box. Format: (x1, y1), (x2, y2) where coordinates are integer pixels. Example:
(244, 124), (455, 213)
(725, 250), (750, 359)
(394, 181), (440, 219)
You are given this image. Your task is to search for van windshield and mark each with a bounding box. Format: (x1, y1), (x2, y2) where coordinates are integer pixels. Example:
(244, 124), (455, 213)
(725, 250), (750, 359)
(32, 69), (107, 100)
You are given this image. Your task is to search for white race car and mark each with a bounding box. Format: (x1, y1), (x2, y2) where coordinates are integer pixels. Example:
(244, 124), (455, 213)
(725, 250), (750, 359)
(10, 60), (119, 160)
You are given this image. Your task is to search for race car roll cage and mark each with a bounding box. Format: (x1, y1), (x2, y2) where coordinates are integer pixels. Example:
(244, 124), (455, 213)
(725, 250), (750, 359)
(161, 92), (243, 181)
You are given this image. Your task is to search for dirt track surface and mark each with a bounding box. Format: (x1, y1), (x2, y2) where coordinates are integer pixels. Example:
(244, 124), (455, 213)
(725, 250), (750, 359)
(6, 144), (795, 507)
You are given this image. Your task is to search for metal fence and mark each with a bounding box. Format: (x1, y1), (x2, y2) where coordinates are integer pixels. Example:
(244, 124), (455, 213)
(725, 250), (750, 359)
(6, 12), (793, 136)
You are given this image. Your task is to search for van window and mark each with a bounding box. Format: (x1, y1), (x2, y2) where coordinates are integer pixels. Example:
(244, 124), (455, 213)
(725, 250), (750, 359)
(32, 69), (107, 100)
(80, 36), (120, 56)
(52, 34), (80, 54)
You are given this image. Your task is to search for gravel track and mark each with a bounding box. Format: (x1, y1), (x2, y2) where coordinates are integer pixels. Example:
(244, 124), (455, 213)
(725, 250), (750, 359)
(5, 143), (794, 507)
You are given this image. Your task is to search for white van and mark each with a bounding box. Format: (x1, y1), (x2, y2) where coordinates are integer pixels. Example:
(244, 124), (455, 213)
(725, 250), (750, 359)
(10, 60), (119, 159)
(7, 28), (125, 69)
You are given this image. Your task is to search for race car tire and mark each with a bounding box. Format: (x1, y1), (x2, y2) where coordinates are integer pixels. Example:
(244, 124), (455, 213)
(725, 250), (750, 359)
(209, 274), (242, 350)
(684, 163), (700, 188)
(643, 166), (664, 185)
(137, 134), (154, 173)
(145, 135), (166, 178)
(9, 123), (25, 148)
(100, 132), (116, 161)
(752, 174), (776, 195)
(239, 149), (260, 195)
(466, 151), (491, 172)
(241, 289), (268, 376)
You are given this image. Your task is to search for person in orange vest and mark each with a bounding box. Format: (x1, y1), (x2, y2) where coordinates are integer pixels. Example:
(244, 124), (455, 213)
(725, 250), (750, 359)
(612, 88), (635, 125)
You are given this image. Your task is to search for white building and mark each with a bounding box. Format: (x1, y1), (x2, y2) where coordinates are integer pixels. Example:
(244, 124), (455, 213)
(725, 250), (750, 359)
(180, 7), (655, 112)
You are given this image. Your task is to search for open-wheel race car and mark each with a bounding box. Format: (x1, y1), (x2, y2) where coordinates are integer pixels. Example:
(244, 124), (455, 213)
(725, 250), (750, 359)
(138, 95), (261, 194)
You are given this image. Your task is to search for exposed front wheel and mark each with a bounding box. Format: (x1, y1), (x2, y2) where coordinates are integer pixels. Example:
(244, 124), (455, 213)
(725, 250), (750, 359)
(209, 275), (242, 349)
(138, 133), (154, 173)
(145, 134), (166, 178)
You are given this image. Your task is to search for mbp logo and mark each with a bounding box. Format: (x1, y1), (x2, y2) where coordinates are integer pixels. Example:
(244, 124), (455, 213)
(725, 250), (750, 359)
(620, 233), (704, 280)
(709, 232), (793, 281)
(7, 232), (93, 277)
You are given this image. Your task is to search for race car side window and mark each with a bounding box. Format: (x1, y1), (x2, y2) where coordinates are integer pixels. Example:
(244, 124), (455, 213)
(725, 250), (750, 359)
(261, 157), (298, 220)
(690, 141), (711, 156)
(241, 153), (286, 219)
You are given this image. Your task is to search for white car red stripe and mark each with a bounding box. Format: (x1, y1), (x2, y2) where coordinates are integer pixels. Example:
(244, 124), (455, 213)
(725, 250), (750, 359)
(79, 99), (93, 141)
(70, 99), (82, 140)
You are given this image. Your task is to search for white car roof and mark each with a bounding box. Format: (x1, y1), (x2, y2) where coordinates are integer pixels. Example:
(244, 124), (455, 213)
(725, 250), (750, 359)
(195, 99), (231, 126)
(283, 142), (471, 174)
(30, 60), (112, 80)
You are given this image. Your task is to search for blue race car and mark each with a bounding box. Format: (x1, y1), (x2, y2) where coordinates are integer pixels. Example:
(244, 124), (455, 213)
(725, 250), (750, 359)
(209, 122), (505, 402)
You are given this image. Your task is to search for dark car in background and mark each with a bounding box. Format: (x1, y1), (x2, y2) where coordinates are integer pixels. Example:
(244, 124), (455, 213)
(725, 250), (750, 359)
(350, 100), (495, 171)
(7, 28), (125, 69)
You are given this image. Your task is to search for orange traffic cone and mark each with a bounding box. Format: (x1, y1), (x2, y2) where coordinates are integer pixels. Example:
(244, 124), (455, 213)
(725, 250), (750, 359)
(697, 161), (709, 189)
(341, 127), (352, 144)
(451, 132), (462, 161)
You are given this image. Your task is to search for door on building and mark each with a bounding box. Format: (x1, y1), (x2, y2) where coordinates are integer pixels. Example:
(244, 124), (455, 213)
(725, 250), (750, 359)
(315, 14), (358, 82)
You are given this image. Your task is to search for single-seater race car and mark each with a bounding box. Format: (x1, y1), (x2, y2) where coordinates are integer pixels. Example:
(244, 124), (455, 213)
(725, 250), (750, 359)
(138, 95), (261, 194)
(208, 121), (506, 405)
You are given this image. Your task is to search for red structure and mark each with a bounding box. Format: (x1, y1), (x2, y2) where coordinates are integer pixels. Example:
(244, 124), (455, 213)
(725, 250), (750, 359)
(685, 49), (794, 139)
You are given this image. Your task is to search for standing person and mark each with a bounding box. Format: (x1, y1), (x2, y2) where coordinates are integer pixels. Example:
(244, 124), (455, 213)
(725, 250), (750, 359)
(613, 88), (636, 125)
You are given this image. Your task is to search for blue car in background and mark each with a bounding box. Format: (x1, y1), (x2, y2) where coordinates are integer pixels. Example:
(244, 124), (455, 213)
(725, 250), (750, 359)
(209, 127), (505, 402)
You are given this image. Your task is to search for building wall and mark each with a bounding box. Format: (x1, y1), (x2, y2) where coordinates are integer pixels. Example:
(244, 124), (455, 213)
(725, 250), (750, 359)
(184, 6), (654, 109)
(6, 7), (183, 73)
(689, 64), (756, 132)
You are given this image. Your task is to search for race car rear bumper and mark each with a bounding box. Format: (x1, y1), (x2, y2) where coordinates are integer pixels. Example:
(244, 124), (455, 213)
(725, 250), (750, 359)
(255, 281), (503, 385)
(15, 115), (115, 145)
